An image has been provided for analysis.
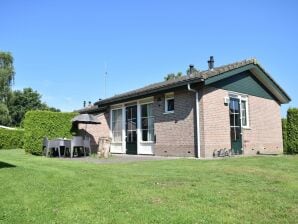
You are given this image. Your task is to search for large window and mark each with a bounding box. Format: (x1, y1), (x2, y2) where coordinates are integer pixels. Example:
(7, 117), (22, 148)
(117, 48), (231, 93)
(141, 103), (154, 142)
(165, 92), (174, 113)
(112, 109), (122, 142)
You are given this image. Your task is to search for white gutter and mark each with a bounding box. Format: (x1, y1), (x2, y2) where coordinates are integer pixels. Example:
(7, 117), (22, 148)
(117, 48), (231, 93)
(187, 83), (201, 158)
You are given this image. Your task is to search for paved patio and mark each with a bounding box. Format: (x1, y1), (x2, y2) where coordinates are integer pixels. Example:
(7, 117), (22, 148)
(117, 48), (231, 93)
(61, 154), (180, 164)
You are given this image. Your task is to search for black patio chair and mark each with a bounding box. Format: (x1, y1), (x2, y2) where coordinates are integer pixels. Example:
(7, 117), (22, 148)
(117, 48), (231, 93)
(70, 136), (84, 158)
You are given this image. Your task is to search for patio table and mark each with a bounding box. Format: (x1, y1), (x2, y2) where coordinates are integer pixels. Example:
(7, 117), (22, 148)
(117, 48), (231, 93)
(48, 138), (71, 157)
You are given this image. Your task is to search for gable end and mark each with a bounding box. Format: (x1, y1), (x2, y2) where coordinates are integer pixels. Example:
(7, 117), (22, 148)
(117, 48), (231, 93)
(209, 70), (277, 101)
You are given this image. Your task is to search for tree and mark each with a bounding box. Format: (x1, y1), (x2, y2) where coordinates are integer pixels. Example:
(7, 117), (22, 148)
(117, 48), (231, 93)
(0, 52), (15, 103)
(0, 52), (15, 125)
(7, 88), (60, 126)
(164, 72), (183, 81)
(0, 103), (11, 125)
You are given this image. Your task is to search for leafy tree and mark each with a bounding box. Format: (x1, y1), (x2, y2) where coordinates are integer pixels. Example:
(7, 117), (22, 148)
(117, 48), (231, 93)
(0, 103), (11, 125)
(0, 52), (15, 103)
(0, 52), (15, 125)
(164, 72), (183, 81)
(8, 88), (60, 126)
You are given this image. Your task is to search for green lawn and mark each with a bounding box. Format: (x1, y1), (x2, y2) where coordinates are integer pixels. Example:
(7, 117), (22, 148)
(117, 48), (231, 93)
(0, 150), (297, 224)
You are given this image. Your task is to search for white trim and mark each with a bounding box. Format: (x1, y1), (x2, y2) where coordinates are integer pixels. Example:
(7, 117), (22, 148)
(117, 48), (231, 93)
(228, 92), (250, 128)
(165, 92), (175, 113)
(137, 103), (141, 155)
(110, 107), (124, 144)
(163, 111), (174, 115)
(240, 97), (250, 128)
(121, 104), (126, 152)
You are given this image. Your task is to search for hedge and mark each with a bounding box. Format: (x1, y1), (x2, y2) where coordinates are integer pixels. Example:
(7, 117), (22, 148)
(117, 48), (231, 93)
(0, 128), (24, 149)
(282, 118), (287, 153)
(23, 110), (78, 155)
(287, 108), (298, 154)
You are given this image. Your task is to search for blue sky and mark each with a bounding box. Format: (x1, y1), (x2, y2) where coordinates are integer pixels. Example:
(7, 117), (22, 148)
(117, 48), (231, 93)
(1, 0), (297, 117)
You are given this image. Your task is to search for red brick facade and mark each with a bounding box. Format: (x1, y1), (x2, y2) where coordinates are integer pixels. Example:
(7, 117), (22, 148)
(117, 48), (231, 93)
(82, 86), (283, 158)
(153, 89), (196, 157)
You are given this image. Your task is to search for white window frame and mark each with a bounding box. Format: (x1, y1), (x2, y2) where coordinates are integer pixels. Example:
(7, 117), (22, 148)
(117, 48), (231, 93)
(111, 108), (123, 143)
(140, 103), (155, 143)
(240, 97), (249, 128)
(228, 92), (249, 129)
(164, 92), (174, 114)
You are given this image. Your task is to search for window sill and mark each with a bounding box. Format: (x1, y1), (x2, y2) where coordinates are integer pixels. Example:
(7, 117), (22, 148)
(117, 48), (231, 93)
(140, 141), (155, 144)
(163, 111), (174, 115)
(242, 127), (251, 130)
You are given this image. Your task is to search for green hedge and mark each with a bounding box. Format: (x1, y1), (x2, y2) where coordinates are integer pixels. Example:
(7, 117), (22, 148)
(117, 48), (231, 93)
(23, 111), (78, 155)
(287, 108), (298, 154)
(0, 128), (24, 149)
(282, 118), (287, 153)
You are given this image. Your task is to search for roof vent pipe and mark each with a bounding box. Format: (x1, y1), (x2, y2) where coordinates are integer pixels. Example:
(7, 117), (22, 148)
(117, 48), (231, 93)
(189, 64), (194, 75)
(208, 56), (214, 70)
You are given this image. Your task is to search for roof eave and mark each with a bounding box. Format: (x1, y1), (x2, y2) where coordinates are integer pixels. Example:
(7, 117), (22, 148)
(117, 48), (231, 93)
(95, 77), (204, 106)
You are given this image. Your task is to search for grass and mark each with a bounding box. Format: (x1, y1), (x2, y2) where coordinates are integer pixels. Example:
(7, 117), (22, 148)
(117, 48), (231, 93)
(0, 150), (297, 224)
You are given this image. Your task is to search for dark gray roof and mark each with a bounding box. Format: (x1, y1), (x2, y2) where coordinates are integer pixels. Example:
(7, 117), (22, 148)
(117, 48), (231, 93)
(77, 58), (290, 113)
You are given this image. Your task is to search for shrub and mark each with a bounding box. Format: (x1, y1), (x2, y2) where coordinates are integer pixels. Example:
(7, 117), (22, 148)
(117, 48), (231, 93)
(282, 118), (287, 153)
(0, 128), (24, 149)
(23, 111), (78, 155)
(287, 108), (298, 154)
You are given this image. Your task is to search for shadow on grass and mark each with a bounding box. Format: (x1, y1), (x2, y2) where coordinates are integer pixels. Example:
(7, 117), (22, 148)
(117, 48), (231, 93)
(0, 161), (16, 169)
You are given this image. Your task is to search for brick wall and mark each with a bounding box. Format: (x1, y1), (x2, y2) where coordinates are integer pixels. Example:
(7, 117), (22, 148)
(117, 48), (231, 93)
(78, 113), (110, 153)
(242, 95), (283, 155)
(200, 86), (283, 157)
(153, 89), (196, 156)
(200, 86), (231, 158)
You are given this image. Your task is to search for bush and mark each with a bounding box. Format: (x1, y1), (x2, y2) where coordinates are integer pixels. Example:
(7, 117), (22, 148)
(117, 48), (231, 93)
(282, 118), (287, 153)
(23, 111), (78, 155)
(0, 128), (24, 149)
(287, 108), (298, 154)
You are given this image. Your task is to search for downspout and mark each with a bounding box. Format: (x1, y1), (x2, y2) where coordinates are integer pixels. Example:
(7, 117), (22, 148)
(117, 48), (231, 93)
(187, 83), (201, 158)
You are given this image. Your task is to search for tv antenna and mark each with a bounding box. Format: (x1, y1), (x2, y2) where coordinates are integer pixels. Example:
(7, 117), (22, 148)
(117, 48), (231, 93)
(104, 62), (108, 98)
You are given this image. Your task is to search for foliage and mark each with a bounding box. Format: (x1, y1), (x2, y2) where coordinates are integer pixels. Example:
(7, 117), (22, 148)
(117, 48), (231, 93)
(0, 52), (15, 125)
(0, 52), (15, 103)
(0, 102), (11, 125)
(0, 128), (24, 149)
(23, 111), (78, 155)
(0, 150), (298, 223)
(164, 72), (183, 81)
(8, 87), (60, 127)
(287, 108), (298, 154)
(282, 118), (287, 153)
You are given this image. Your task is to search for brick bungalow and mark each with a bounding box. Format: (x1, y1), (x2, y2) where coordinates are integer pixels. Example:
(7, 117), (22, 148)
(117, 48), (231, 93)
(77, 58), (290, 158)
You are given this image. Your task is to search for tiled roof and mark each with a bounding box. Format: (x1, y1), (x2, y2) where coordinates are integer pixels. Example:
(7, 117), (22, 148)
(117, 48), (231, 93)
(76, 58), (290, 113)
(94, 58), (257, 106)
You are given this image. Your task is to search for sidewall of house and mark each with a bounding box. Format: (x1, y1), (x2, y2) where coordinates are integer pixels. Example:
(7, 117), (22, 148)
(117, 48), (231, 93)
(200, 86), (231, 158)
(153, 89), (196, 157)
(78, 113), (110, 153)
(242, 95), (283, 155)
(200, 86), (283, 158)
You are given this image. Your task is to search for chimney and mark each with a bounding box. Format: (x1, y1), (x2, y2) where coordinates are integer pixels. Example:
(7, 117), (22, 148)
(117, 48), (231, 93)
(189, 64), (194, 75)
(208, 56), (214, 70)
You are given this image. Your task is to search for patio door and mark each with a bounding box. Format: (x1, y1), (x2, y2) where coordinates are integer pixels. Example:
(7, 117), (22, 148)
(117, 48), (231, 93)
(229, 97), (243, 154)
(126, 105), (137, 154)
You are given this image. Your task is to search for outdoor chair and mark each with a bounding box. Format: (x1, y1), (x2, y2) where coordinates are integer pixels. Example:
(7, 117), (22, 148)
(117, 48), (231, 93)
(70, 136), (84, 158)
(83, 136), (91, 156)
(42, 137), (49, 156)
(44, 138), (60, 157)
